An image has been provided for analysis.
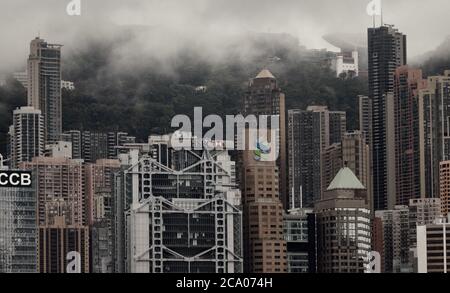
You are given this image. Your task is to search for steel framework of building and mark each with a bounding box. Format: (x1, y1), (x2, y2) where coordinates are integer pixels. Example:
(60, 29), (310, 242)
(122, 148), (243, 273)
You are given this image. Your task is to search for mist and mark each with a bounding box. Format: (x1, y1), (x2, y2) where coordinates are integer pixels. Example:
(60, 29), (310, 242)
(1, 0), (450, 75)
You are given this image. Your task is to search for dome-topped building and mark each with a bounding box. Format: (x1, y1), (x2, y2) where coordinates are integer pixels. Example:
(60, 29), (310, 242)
(322, 167), (368, 203)
(314, 166), (371, 273)
(255, 69), (276, 79)
(327, 167), (366, 191)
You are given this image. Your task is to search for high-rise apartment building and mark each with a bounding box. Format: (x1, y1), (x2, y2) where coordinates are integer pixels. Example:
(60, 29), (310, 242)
(408, 198), (442, 250)
(38, 219), (90, 273)
(0, 166), (37, 273)
(372, 216), (384, 270)
(368, 25), (407, 211)
(115, 137), (243, 273)
(283, 208), (317, 273)
(27, 37), (62, 143)
(315, 167), (371, 273)
(243, 69), (287, 210)
(358, 95), (373, 147)
(22, 157), (85, 226)
(112, 150), (137, 274)
(393, 66), (426, 206)
(21, 157), (89, 273)
(321, 143), (342, 196)
(419, 71), (450, 198)
(288, 106), (346, 209)
(86, 159), (121, 273)
(374, 199), (442, 273)
(440, 161), (450, 217)
(374, 206), (412, 273)
(342, 131), (372, 210)
(62, 130), (136, 163)
(148, 134), (172, 167)
(329, 111), (347, 145)
(62, 130), (81, 159)
(8, 106), (44, 169)
(417, 216), (450, 273)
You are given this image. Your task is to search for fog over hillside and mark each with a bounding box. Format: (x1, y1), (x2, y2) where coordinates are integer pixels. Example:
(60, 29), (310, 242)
(1, 0), (450, 74)
(1, 0), (450, 153)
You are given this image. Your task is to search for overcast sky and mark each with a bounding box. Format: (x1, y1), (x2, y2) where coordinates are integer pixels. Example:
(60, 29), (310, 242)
(0, 0), (449, 73)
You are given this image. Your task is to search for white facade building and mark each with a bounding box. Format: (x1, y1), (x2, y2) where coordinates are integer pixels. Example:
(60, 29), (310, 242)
(61, 80), (75, 91)
(8, 106), (44, 169)
(331, 51), (359, 78)
(417, 216), (450, 273)
(45, 141), (73, 159)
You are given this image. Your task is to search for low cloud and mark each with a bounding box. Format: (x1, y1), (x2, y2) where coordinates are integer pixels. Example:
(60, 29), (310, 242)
(0, 0), (449, 74)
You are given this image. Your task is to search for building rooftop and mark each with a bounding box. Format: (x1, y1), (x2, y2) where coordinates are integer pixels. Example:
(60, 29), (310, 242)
(255, 69), (275, 79)
(327, 167), (366, 191)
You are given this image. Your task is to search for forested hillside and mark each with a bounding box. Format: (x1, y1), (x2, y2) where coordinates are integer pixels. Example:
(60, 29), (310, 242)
(3, 29), (448, 154)
(59, 30), (368, 141)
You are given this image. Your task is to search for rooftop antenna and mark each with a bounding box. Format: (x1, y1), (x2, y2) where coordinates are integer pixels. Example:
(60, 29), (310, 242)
(37, 20), (43, 38)
(381, 6), (384, 26)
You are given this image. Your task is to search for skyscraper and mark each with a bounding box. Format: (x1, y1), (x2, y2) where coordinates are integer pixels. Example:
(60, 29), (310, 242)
(148, 134), (172, 167)
(116, 136), (243, 273)
(288, 106), (347, 209)
(8, 106), (44, 169)
(418, 71), (450, 198)
(27, 37), (62, 143)
(243, 69), (287, 209)
(283, 208), (317, 273)
(358, 95), (373, 147)
(368, 25), (407, 211)
(374, 206), (411, 273)
(241, 130), (287, 273)
(329, 111), (347, 145)
(342, 131), (372, 210)
(315, 167), (371, 273)
(86, 159), (121, 273)
(320, 131), (372, 211)
(374, 199), (442, 273)
(408, 198), (442, 251)
(62, 130), (136, 163)
(21, 157), (89, 273)
(393, 66), (426, 205)
(61, 130), (81, 158)
(38, 221), (90, 273)
(0, 166), (37, 273)
(321, 143), (342, 196)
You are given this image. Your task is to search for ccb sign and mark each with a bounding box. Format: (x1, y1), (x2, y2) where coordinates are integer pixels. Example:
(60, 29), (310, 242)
(0, 171), (32, 187)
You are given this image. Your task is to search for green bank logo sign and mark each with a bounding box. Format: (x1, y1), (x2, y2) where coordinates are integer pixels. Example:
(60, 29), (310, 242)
(254, 139), (272, 162)
(0, 171), (32, 188)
